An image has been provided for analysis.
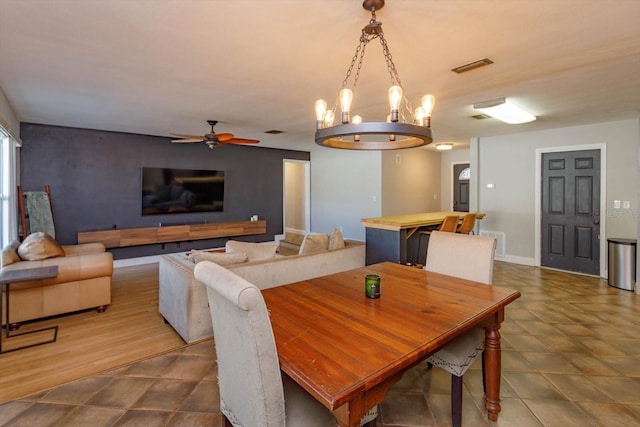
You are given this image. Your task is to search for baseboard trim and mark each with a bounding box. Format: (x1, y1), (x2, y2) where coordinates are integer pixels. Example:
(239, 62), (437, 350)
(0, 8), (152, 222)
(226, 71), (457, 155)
(495, 254), (535, 266)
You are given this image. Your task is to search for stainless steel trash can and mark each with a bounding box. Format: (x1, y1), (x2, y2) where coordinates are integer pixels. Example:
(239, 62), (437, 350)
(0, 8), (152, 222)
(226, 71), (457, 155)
(607, 238), (636, 291)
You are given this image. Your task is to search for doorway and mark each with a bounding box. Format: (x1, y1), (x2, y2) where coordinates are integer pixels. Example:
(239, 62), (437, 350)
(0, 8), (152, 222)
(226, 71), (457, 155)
(283, 160), (310, 234)
(452, 163), (470, 212)
(536, 146), (605, 276)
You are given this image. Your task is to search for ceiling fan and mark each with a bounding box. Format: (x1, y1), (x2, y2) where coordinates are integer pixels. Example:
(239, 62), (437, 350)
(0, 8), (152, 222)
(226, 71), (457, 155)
(170, 120), (260, 149)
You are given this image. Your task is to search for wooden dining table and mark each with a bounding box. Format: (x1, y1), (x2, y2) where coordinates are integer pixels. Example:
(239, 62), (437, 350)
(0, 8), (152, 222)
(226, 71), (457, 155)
(261, 262), (520, 427)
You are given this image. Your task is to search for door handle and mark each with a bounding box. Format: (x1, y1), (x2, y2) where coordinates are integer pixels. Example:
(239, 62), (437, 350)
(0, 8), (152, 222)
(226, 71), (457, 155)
(593, 213), (600, 225)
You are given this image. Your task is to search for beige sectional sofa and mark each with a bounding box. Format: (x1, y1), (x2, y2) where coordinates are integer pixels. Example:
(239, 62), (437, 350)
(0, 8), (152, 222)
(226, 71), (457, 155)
(159, 239), (365, 343)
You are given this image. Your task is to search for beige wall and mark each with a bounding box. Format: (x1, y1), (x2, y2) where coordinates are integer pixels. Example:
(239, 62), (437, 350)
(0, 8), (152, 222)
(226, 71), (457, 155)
(311, 148), (442, 240)
(381, 148), (441, 216)
(311, 149), (382, 241)
(310, 118), (638, 274)
(474, 118), (639, 272)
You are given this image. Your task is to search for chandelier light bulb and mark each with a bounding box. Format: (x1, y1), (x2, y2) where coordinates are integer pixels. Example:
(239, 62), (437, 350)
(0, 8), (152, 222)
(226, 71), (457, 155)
(324, 110), (335, 127)
(315, 99), (327, 129)
(388, 85), (403, 122)
(421, 94), (436, 128)
(414, 107), (426, 126)
(339, 88), (354, 123)
(352, 115), (363, 142)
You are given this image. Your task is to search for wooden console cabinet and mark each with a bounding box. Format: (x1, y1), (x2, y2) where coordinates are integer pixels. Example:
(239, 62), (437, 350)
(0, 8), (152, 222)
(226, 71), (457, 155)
(77, 220), (266, 248)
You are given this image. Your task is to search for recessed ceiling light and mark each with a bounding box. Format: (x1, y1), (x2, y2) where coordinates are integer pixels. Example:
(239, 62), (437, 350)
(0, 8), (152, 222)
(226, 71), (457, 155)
(435, 143), (453, 151)
(472, 98), (536, 124)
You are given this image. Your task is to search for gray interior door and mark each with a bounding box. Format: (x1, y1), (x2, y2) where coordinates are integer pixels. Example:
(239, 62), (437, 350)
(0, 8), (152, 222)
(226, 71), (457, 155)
(453, 163), (470, 212)
(541, 150), (600, 275)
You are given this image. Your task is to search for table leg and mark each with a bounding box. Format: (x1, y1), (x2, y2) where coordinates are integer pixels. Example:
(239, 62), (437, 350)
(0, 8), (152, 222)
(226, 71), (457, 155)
(483, 313), (503, 421)
(1, 282), (58, 354)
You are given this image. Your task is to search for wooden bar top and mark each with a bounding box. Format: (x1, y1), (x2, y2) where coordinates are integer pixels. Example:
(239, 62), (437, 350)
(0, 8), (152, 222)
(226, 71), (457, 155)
(361, 211), (485, 231)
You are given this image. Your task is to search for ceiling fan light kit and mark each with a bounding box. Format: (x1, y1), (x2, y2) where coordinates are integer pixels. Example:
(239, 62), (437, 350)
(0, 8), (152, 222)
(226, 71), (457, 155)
(472, 98), (536, 124)
(170, 120), (260, 149)
(314, 0), (435, 150)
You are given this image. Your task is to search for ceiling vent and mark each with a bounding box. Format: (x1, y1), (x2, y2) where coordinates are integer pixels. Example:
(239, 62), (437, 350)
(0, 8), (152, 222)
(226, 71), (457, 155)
(472, 113), (492, 120)
(264, 130), (285, 134)
(451, 58), (494, 74)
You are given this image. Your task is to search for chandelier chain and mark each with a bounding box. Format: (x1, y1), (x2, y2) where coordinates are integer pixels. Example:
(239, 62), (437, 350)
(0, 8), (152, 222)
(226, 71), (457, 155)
(378, 30), (415, 119)
(379, 31), (401, 87)
(342, 41), (362, 89)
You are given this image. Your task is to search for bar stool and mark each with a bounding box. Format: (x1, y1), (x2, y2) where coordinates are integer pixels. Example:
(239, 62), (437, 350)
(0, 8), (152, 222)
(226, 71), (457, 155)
(415, 215), (459, 264)
(456, 213), (476, 234)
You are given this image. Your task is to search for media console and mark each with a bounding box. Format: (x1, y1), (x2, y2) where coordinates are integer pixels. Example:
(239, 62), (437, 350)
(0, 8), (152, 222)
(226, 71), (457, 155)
(77, 220), (266, 248)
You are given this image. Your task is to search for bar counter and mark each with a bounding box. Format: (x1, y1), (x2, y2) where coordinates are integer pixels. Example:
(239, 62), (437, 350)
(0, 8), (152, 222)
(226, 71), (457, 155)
(361, 211), (485, 265)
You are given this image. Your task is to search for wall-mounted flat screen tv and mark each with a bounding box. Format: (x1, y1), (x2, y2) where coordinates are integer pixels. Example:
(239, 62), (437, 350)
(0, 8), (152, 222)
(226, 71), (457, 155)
(142, 167), (224, 215)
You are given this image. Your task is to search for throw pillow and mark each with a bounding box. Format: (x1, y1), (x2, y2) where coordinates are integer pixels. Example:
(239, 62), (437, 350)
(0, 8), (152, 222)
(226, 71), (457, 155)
(17, 232), (65, 261)
(283, 231), (305, 247)
(187, 250), (249, 266)
(328, 228), (345, 250)
(225, 240), (278, 262)
(1, 240), (21, 267)
(299, 233), (330, 255)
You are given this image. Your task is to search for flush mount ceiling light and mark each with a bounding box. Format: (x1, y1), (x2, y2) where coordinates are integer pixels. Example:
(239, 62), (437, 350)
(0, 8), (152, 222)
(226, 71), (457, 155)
(472, 98), (536, 124)
(435, 143), (453, 151)
(314, 0), (435, 150)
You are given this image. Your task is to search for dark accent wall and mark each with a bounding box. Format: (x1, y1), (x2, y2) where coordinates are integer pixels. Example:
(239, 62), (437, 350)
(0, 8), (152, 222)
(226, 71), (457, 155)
(19, 123), (310, 259)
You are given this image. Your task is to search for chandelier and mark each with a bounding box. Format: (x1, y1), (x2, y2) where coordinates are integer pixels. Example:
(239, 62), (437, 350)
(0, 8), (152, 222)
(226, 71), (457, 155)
(314, 0), (435, 150)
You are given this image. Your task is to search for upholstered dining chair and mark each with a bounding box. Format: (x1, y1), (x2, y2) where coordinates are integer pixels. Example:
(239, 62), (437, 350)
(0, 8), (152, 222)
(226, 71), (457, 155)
(456, 213), (477, 234)
(193, 261), (378, 427)
(415, 214), (460, 265)
(423, 231), (497, 427)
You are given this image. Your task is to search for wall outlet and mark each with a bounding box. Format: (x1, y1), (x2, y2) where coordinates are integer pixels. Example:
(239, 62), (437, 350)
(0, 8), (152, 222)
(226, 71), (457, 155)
(372, 195), (377, 202)
(614, 200), (621, 209)
(623, 200), (630, 209)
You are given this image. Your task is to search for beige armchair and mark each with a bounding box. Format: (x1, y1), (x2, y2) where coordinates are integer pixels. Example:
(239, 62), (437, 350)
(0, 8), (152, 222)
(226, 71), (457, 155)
(423, 231), (497, 427)
(194, 261), (377, 426)
(1, 232), (113, 328)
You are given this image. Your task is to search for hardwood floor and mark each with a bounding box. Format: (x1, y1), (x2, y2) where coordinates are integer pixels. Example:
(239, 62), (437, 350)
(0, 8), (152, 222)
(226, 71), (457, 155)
(0, 263), (186, 403)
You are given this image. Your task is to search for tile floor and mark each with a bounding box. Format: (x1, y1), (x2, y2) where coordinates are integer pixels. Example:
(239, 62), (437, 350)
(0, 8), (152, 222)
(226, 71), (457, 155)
(1, 261), (640, 426)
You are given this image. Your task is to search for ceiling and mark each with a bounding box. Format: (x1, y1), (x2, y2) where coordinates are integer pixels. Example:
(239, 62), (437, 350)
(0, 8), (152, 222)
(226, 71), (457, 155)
(1, 0), (639, 152)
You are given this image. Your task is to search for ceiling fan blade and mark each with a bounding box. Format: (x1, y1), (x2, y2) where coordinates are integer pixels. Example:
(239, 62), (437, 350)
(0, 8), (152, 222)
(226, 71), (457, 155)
(212, 133), (235, 142)
(226, 138), (260, 144)
(171, 138), (204, 143)
(170, 133), (205, 140)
